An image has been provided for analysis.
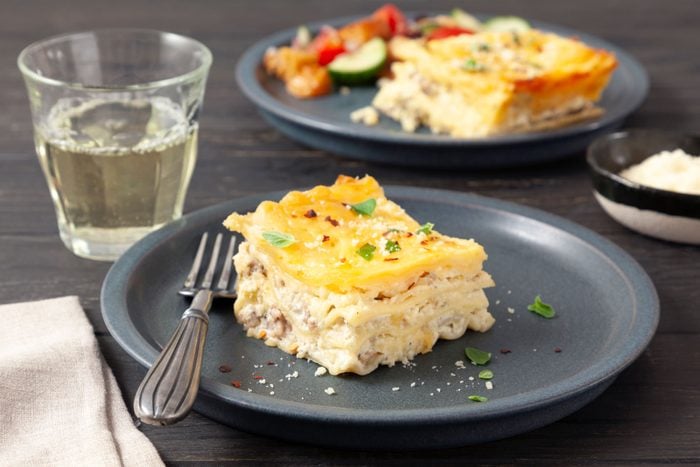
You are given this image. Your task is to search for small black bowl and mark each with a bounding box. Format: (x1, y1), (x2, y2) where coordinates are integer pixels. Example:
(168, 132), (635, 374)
(587, 129), (700, 244)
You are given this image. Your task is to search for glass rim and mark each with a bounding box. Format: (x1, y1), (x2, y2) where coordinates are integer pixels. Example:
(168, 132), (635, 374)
(17, 28), (213, 91)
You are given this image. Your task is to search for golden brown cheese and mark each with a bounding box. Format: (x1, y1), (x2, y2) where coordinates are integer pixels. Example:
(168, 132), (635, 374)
(223, 175), (487, 293)
(377, 29), (617, 135)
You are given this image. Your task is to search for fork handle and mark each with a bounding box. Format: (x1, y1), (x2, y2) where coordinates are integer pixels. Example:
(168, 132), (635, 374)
(134, 290), (213, 426)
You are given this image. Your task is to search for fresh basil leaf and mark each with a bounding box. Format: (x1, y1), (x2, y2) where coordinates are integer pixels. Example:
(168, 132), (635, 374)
(416, 222), (434, 235)
(262, 231), (296, 248)
(462, 58), (485, 72)
(527, 295), (556, 319)
(385, 240), (401, 253)
(356, 243), (376, 261)
(478, 369), (494, 380)
(468, 395), (488, 402)
(420, 22), (439, 35)
(472, 42), (491, 52)
(350, 198), (377, 216)
(465, 347), (491, 365)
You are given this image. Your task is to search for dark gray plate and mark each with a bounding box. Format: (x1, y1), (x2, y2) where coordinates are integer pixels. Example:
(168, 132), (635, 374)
(235, 14), (649, 169)
(101, 187), (658, 449)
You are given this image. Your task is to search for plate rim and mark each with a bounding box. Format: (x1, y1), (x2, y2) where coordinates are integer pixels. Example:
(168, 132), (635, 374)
(101, 186), (659, 426)
(234, 12), (650, 147)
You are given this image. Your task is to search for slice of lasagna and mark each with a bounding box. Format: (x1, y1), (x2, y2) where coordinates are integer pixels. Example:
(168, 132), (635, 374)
(371, 30), (617, 137)
(223, 175), (494, 375)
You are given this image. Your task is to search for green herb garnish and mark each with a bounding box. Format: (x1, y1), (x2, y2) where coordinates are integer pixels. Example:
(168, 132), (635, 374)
(527, 295), (556, 319)
(420, 22), (439, 35)
(472, 42), (491, 53)
(350, 198), (377, 216)
(468, 395), (488, 403)
(262, 231), (296, 248)
(462, 58), (485, 72)
(464, 347), (491, 365)
(478, 369), (494, 380)
(356, 243), (377, 261)
(465, 347), (491, 365)
(385, 240), (401, 253)
(416, 222), (434, 235)
(511, 31), (521, 46)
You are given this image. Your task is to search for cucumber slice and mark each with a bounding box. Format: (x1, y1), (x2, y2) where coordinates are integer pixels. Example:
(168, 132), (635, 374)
(485, 16), (531, 33)
(328, 38), (387, 86)
(450, 8), (483, 31)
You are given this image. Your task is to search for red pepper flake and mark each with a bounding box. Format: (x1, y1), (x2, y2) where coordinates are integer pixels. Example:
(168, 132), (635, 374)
(322, 235), (330, 242)
(420, 239), (429, 246)
(253, 375), (263, 380)
(420, 271), (429, 278)
(500, 348), (512, 354)
(554, 347), (562, 353)
(304, 209), (317, 218)
(231, 380), (242, 388)
(384, 257), (399, 261)
(266, 360), (276, 366)
(406, 282), (416, 290)
(218, 364), (232, 373)
(325, 216), (339, 226)
(405, 232), (413, 237)
(339, 257), (346, 263)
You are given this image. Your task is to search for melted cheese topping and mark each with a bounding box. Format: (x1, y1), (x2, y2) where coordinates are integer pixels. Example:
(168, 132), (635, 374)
(384, 30), (616, 132)
(392, 29), (616, 91)
(424, 30), (615, 83)
(223, 175), (487, 293)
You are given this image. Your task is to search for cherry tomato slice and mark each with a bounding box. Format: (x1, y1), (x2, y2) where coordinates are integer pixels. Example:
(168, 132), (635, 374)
(372, 3), (409, 36)
(426, 26), (474, 40)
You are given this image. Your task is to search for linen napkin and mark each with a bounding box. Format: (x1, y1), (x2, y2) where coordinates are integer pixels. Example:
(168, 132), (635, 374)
(0, 296), (163, 467)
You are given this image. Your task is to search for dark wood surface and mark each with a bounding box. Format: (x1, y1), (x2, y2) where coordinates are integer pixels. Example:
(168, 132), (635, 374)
(1, 0), (699, 464)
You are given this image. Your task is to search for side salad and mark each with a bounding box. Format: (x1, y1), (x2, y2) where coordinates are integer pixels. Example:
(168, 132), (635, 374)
(263, 4), (531, 98)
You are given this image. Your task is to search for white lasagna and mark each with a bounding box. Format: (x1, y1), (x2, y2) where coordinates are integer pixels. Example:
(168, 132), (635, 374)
(223, 175), (494, 375)
(371, 30), (617, 137)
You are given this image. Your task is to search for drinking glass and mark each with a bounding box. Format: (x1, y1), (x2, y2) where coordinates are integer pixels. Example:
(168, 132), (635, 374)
(18, 29), (212, 260)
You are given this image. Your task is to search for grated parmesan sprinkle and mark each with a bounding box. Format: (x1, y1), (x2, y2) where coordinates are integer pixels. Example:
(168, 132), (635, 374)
(620, 149), (700, 195)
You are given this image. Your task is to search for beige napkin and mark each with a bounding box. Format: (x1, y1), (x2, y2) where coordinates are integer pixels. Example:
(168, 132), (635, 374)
(0, 296), (163, 467)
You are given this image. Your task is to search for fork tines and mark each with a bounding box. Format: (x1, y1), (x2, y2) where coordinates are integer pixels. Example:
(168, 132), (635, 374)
(183, 232), (237, 296)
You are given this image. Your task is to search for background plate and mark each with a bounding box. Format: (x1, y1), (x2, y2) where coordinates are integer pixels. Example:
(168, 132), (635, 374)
(102, 187), (658, 449)
(235, 14), (649, 168)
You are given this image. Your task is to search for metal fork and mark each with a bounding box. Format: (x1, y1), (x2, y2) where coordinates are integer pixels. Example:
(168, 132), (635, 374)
(134, 232), (237, 426)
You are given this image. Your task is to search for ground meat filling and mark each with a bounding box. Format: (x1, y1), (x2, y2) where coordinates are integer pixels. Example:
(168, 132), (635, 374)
(231, 240), (494, 375)
(264, 307), (291, 339)
(246, 259), (267, 277)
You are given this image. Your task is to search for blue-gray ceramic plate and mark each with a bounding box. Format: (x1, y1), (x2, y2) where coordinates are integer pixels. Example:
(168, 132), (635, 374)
(101, 187), (658, 448)
(235, 14), (649, 168)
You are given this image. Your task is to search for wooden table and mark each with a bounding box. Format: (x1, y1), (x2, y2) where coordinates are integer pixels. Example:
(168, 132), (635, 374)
(2, 0), (698, 464)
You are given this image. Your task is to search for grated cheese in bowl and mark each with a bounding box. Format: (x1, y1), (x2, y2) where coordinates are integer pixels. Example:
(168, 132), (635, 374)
(619, 149), (700, 195)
